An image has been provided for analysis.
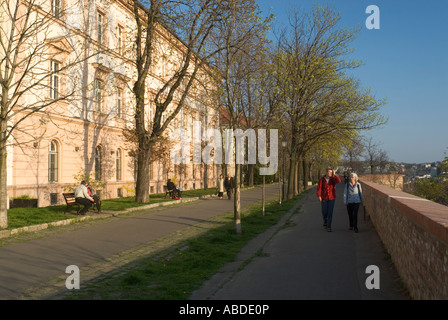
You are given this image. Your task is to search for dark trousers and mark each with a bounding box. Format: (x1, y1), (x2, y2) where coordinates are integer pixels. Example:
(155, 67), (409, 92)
(347, 203), (360, 228)
(75, 197), (92, 215)
(321, 199), (335, 228)
(92, 195), (101, 212)
(226, 188), (232, 200)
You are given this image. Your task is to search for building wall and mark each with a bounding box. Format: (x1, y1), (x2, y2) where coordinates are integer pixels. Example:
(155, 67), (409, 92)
(6, 0), (220, 207)
(361, 179), (448, 299)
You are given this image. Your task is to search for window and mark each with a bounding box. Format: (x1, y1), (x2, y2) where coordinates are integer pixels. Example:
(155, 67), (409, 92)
(52, 0), (61, 19)
(117, 88), (123, 118)
(117, 25), (123, 55)
(97, 12), (104, 45)
(50, 61), (60, 100)
(116, 149), (122, 181)
(48, 140), (58, 182)
(95, 78), (103, 112)
(95, 146), (102, 180)
(50, 193), (58, 205)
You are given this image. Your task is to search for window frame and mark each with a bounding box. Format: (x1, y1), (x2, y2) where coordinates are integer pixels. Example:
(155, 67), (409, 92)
(52, 0), (61, 19)
(97, 11), (104, 45)
(48, 140), (58, 182)
(117, 88), (123, 118)
(50, 60), (60, 100)
(95, 78), (104, 113)
(117, 25), (124, 55)
(116, 149), (122, 181)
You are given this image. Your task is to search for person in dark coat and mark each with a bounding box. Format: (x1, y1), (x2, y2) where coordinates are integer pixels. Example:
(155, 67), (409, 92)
(224, 173), (234, 200)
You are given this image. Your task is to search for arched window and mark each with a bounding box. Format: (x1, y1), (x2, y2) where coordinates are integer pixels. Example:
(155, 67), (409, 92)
(95, 146), (102, 180)
(48, 140), (58, 182)
(116, 149), (122, 181)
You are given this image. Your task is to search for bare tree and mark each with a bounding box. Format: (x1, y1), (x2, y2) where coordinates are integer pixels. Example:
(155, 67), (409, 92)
(343, 135), (365, 173)
(0, 0), (98, 228)
(364, 137), (388, 174)
(130, 0), (240, 203)
(214, 0), (272, 234)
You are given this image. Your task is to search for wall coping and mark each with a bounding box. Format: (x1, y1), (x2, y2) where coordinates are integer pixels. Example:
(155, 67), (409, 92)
(360, 179), (448, 245)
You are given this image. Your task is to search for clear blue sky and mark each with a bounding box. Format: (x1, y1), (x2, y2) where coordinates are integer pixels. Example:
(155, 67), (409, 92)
(256, 0), (448, 164)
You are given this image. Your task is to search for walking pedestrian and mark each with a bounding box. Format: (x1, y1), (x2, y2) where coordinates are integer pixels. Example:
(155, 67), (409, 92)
(343, 173), (363, 233)
(317, 167), (341, 232)
(218, 174), (224, 199)
(224, 173), (234, 200)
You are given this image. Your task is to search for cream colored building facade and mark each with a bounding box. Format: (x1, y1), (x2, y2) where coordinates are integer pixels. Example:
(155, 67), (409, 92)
(4, 0), (220, 207)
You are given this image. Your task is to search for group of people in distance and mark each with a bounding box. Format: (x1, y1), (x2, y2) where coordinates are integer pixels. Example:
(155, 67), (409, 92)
(167, 174), (235, 201)
(72, 173), (236, 215)
(317, 167), (363, 233)
(73, 168), (361, 229)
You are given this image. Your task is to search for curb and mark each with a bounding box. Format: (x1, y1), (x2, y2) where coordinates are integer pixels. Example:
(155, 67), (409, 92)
(0, 186), (261, 240)
(0, 197), (200, 240)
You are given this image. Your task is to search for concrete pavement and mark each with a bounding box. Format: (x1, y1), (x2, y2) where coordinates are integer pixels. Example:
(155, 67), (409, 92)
(190, 183), (410, 300)
(0, 184), (281, 299)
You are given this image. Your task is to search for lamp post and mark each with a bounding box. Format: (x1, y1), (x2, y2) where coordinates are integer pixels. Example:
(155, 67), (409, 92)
(282, 137), (287, 201)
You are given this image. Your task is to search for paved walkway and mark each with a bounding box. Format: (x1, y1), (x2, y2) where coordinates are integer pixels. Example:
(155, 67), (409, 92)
(0, 185), (281, 299)
(190, 183), (410, 300)
(1, 183), (410, 300)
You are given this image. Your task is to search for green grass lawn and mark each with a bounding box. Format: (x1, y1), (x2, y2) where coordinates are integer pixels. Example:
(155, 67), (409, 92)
(63, 190), (309, 300)
(5, 187), (223, 230)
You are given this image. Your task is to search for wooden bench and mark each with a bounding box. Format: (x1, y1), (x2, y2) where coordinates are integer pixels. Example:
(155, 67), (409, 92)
(63, 193), (80, 214)
(163, 185), (174, 199)
(63, 193), (100, 214)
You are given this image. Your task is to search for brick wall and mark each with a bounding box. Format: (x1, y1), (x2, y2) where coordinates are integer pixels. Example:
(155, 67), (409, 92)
(361, 180), (448, 299)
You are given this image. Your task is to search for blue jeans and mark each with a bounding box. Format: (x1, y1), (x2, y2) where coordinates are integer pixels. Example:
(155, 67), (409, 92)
(321, 199), (335, 228)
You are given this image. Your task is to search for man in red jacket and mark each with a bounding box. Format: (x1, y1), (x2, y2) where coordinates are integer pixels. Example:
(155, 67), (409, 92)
(317, 167), (341, 232)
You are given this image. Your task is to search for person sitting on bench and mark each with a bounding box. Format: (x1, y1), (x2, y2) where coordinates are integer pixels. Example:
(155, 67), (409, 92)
(167, 179), (182, 199)
(86, 183), (101, 213)
(74, 181), (94, 215)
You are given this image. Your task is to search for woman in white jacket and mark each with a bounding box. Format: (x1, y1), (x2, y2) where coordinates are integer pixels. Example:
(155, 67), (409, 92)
(343, 173), (363, 233)
(218, 174), (225, 199)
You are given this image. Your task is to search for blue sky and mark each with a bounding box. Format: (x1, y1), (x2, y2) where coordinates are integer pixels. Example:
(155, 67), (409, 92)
(255, 0), (448, 164)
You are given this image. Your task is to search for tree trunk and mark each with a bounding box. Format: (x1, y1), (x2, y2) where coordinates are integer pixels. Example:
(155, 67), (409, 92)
(247, 163), (255, 186)
(262, 175), (265, 216)
(302, 158), (308, 191)
(0, 140), (8, 229)
(294, 159), (299, 196)
(133, 80), (151, 203)
(234, 163), (242, 234)
(287, 152), (296, 200)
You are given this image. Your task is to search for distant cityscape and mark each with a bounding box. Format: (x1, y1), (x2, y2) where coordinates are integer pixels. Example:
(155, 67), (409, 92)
(343, 160), (446, 180)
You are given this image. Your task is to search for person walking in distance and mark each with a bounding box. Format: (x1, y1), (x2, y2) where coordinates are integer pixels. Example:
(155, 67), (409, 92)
(218, 174), (225, 199)
(74, 181), (94, 215)
(344, 173), (363, 233)
(317, 167), (341, 232)
(224, 173), (234, 200)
